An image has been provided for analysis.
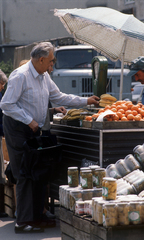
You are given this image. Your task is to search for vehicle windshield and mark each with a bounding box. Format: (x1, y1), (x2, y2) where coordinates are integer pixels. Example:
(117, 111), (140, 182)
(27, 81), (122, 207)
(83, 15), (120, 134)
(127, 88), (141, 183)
(55, 48), (120, 69)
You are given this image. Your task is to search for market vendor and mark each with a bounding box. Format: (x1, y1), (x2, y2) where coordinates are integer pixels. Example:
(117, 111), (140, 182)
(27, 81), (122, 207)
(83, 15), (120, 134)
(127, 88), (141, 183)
(128, 56), (144, 104)
(0, 41), (99, 234)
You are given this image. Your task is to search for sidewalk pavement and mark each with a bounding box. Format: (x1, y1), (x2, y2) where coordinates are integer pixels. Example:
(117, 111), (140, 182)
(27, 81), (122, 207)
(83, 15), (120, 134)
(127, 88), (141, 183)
(0, 209), (62, 240)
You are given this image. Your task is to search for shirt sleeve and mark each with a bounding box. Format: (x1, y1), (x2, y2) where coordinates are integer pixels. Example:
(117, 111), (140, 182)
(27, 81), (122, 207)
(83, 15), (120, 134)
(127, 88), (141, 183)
(0, 72), (33, 125)
(48, 77), (88, 107)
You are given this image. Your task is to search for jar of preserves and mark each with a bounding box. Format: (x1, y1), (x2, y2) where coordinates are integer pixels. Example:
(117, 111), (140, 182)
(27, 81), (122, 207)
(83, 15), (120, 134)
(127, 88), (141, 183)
(93, 168), (106, 188)
(97, 200), (106, 225)
(129, 201), (142, 225)
(69, 189), (82, 211)
(117, 202), (129, 225)
(82, 189), (93, 201)
(124, 154), (141, 171)
(132, 175), (144, 194)
(75, 200), (84, 215)
(106, 164), (121, 179)
(89, 165), (100, 187)
(68, 167), (79, 187)
(103, 203), (118, 227)
(115, 159), (130, 177)
(133, 144), (144, 167)
(102, 177), (117, 200)
(80, 169), (93, 189)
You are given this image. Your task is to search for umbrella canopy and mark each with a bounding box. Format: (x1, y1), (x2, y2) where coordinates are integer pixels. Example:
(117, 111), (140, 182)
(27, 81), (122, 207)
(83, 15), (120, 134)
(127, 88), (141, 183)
(54, 7), (144, 63)
(54, 7), (144, 100)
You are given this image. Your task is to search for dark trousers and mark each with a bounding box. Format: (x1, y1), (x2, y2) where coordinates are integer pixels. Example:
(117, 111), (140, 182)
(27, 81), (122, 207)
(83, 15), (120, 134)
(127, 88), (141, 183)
(3, 115), (43, 224)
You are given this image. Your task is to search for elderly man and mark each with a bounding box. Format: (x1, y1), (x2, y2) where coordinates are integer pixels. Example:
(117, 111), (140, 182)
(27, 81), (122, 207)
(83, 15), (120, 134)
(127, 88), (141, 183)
(128, 56), (144, 104)
(0, 42), (99, 233)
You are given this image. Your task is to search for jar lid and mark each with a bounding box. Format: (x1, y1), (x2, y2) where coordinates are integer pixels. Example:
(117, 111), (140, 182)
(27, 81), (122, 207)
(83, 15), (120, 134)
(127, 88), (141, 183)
(95, 168), (105, 171)
(103, 177), (116, 182)
(80, 169), (92, 173)
(89, 165), (100, 169)
(68, 167), (78, 170)
(80, 167), (90, 170)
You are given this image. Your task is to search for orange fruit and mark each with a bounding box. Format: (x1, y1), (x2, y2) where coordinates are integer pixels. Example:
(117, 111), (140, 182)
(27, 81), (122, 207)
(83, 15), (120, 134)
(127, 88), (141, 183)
(115, 100), (123, 106)
(134, 115), (141, 121)
(92, 113), (99, 118)
(116, 111), (123, 119)
(98, 109), (105, 114)
(127, 114), (134, 121)
(121, 116), (128, 121)
(113, 114), (119, 121)
(132, 110), (138, 116)
(125, 101), (132, 105)
(105, 105), (111, 110)
(131, 105), (139, 111)
(127, 103), (133, 110)
(137, 103), (143, 108)
(140, 109), (144, 117)
(125, 110), (132, 117)
(85, 116), (92, 121)
(118, 109), (125, 114)
(120, 104), (128, 112)
(111, 108), (117, 112)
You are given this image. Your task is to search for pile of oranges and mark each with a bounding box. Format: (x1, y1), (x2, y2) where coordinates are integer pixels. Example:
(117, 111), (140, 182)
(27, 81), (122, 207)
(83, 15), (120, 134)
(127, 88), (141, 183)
(85, 100), (144, 122)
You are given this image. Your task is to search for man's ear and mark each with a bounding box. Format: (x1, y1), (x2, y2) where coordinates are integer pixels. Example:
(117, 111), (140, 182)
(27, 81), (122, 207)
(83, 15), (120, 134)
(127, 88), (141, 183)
(39, 57), (44, 64)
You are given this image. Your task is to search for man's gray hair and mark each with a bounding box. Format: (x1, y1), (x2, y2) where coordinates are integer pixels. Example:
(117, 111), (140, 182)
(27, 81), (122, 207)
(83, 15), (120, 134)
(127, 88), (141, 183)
(30, 42), (54, 59)
(0, 70), (8, 83)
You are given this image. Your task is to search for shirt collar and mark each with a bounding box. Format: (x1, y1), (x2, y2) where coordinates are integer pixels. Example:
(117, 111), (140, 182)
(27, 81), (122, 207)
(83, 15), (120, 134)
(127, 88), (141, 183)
(29, 60), (41, 79)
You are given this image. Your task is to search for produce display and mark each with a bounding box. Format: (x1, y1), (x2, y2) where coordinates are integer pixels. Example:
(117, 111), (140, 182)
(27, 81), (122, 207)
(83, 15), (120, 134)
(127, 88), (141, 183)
(85, 99), (144, 122)
(99, 93), (117, 108)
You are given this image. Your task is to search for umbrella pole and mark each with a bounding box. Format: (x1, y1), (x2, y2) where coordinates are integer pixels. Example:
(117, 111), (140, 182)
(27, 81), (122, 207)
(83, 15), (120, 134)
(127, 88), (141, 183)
(119, 39), (127, 100)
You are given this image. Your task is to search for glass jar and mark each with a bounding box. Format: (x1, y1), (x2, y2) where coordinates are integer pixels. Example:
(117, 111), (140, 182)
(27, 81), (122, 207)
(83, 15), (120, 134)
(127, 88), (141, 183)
(102, 177), (117, 200)
(97, 200), (106, 225)
(106, 164), (121, 179)
(129, 201), (142, 225)
(82, 189), (93, 201)
(75, 200), (84, 215)
(93, 168), (106, 188)
(117, 202), (129, 225)
(103, 203), (118, 227)
(115, 159), (131, 177)
(133, 144), (144, 167)
(89, 165), (100, 187)
(124, 154), (141, 171)
(132, 175), (144, 194)
(69, 189), (82, 211)
(93, 188), (102, 197)
(68, 167), (79, 187)
(80, 169), (93, 189)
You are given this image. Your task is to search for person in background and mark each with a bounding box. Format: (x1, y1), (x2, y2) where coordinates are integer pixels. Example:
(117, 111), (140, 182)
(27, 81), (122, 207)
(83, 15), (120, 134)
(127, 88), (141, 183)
(128, 56), (144, 104)
(0, 41), (99, 233)
(0, 70), (8, 218)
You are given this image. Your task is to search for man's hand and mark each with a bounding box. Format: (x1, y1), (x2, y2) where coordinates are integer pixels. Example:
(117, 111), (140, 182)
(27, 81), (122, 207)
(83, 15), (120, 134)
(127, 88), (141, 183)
(28, 120), (39, 132)
(87, 95), (100, 107)
(54, 106), (67, 115)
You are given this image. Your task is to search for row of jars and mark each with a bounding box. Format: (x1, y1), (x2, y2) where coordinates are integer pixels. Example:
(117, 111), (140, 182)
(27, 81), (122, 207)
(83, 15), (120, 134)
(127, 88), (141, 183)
(75, 195), (144, 227)
(67, 165), (106, 189)
(59, 185), (102, 210)
(106, 154), (141, 180)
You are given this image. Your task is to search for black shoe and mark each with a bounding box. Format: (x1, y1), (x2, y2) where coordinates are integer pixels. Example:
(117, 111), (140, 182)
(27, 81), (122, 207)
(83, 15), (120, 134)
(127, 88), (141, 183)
(15, 223), (44, 233)
(44, 210), (56, 219)
(0, 212), (8, 218)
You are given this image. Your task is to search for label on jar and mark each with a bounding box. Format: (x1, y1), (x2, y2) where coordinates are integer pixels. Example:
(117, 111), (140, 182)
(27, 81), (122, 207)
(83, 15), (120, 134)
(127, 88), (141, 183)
(128, 211), (140, 221)
(103, 213), (105, 225)
(102, 187), (108, 197)
(68, 175), (72, 184)
(81, 178), (88, 187)
(109, 170), (117, 178)
(93, 175), (99, 185)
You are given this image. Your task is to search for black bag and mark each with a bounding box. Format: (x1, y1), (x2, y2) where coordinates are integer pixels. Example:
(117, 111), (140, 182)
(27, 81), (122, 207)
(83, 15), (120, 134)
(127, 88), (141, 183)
(5, 162), (17, 184)
(20, 136), (62, 184)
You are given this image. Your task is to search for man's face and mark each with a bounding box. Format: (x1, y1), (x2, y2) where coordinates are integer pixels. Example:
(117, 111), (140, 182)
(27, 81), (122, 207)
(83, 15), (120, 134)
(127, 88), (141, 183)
(39, 51), (55, 73)
(0, 81), (5, 92)
(134, 70), (144, 84)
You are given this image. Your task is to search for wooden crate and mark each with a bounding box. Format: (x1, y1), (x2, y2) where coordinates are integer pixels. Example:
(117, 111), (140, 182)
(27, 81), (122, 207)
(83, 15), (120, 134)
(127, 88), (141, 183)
(4, 182), (15, 218)
(59, 207), (144, 240)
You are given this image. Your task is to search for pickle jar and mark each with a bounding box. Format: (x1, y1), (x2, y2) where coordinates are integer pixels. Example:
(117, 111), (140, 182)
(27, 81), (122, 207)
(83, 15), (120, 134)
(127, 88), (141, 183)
(89, 165), (100, 187)
(117, 202), (129, 225)
(106, 164), (121, 179)
(129, 201), (142, 225)
(68, 167), (79, 187)
(80, 169), (93, 189)
(103, 203), (118, 227)
(102, 177), (117, 200)
(124, 154), (141, 171)
(93, 168), (106, 188)
(133, 144), (144, 167)
(115, 159), (131, 177)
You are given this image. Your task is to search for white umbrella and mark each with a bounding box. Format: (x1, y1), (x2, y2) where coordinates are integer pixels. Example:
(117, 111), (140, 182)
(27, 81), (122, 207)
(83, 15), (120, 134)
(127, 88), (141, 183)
(54, 7), (144, 100)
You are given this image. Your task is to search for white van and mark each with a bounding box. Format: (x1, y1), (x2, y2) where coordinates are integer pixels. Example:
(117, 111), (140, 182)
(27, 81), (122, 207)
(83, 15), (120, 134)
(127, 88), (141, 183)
(51, 45), (132, 102)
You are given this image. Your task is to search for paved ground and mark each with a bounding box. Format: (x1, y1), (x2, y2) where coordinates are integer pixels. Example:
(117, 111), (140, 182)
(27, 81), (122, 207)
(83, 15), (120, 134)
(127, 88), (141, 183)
(0, 208), (62, 240)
